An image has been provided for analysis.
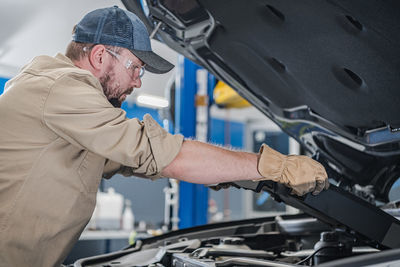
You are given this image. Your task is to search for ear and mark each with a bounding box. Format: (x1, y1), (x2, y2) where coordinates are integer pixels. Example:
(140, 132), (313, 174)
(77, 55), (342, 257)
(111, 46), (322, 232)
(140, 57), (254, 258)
(88, 45), (107, 71)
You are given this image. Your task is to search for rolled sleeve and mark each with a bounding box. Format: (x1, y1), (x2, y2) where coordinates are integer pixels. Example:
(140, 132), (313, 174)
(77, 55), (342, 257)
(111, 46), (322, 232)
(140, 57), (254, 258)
(140, 114), (184, 179)
(101, 118), (183, 179)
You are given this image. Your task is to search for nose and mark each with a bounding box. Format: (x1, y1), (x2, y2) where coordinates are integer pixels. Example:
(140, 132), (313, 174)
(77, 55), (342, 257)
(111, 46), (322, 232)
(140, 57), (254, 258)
(130, 76), (142, 88)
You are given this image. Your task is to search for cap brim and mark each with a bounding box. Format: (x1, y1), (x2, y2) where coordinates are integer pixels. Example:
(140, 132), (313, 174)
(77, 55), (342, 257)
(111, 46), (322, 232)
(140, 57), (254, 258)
(130, 49), (174, 74)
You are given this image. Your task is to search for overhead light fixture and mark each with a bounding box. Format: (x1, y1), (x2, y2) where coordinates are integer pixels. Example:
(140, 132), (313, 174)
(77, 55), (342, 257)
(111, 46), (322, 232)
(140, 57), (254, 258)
(136, 94), (169, 109)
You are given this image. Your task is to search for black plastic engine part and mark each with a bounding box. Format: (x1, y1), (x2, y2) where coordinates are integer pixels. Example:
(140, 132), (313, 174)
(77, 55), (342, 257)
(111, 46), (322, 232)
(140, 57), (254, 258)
(313, 231), (352, 264)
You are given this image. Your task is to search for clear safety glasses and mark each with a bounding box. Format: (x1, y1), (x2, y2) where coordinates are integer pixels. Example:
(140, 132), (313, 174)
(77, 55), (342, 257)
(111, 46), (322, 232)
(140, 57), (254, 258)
(105, 48), (145, 80)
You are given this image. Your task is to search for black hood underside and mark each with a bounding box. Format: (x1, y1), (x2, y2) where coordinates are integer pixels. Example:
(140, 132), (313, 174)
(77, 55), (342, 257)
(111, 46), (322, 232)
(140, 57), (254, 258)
(123, 0), (400, 201)
(140, 0), (400, 131)
(204, 0), (400, 131)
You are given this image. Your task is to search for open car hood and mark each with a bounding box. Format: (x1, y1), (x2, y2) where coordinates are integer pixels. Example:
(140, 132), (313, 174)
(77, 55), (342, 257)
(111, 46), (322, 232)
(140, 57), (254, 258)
(123, 0), (400, 202)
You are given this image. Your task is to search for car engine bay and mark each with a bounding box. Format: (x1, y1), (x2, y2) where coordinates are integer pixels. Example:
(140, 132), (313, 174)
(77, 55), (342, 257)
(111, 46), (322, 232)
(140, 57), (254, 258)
(74, 181), (400, 267)
(73, 215), (396, 266)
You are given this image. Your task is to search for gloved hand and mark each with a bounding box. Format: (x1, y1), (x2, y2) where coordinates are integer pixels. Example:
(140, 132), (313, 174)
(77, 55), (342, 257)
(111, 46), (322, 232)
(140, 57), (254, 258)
(256, 144), (329, 196)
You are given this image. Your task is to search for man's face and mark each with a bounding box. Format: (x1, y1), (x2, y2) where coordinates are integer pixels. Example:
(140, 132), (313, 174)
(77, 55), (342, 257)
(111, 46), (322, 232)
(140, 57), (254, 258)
(99, 49), (143, 108)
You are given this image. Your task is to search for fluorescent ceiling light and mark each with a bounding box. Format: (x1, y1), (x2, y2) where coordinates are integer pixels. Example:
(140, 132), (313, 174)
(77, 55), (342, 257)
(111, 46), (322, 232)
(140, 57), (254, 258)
(136, 94), (169, 108)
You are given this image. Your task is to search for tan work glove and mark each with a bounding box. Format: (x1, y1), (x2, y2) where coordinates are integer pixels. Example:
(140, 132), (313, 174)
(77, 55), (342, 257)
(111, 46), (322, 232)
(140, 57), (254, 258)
(257, 144), (329, 196)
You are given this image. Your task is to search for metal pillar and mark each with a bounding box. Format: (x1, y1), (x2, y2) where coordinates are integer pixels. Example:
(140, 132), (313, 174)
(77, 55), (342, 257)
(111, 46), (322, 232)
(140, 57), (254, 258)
(175, 56), (211, 229)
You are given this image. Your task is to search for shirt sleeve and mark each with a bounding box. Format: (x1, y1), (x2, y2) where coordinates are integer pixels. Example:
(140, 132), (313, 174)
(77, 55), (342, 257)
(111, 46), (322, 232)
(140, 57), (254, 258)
(43, 73), (183, 179)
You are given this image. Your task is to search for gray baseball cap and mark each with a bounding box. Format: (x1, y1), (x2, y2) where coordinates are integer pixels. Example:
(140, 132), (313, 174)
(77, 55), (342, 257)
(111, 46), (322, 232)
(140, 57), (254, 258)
(73, 6), (174, 74)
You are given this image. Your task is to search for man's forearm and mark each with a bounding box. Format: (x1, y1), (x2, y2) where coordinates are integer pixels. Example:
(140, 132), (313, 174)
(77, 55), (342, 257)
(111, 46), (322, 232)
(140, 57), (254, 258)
(161, 140), (262, 184)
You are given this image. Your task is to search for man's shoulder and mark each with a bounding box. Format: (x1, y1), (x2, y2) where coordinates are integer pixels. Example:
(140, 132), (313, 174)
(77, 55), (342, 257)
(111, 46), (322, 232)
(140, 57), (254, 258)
(23, 54), (92, 80)
(21, 54), (101, 92)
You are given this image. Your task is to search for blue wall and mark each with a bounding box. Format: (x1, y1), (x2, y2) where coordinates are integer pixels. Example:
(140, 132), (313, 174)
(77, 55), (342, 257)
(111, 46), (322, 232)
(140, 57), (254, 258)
(209, 118), (244, 148)
(208, 117), (245, 221)
(121, 101), (162, 123)
(0, 77), (9, 95)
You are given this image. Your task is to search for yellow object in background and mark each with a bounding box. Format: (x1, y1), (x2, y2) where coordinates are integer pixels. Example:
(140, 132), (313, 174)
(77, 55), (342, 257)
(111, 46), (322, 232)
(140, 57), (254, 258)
(128, 230), (137, 245)
(213, 81), (251, 108)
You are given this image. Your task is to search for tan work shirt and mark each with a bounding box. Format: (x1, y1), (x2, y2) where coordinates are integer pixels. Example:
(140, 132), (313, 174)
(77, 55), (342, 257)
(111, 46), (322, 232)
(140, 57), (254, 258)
(0, 53), (183, 266)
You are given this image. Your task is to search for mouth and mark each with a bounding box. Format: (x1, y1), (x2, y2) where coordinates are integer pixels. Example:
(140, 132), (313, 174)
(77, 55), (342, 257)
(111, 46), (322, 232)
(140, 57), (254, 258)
(118, 88), (134, 102)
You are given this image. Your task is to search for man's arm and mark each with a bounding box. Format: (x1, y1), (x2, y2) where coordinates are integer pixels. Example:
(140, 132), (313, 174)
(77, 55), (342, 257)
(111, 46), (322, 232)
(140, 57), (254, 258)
(161, 140), (262, 184)
(162, 140), (329, 196)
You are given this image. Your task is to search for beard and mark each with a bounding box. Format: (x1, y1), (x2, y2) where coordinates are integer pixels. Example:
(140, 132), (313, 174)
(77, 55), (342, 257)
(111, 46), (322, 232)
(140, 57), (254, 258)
(99, 71), (122, 108)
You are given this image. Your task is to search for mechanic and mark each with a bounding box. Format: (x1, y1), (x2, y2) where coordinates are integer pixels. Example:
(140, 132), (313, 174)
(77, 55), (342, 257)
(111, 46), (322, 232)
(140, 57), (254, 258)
(0, 6), (329, 267)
